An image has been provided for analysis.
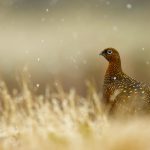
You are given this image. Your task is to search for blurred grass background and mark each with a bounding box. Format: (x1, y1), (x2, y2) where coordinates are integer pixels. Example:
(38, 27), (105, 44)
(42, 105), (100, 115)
(0, 0), (150, 94)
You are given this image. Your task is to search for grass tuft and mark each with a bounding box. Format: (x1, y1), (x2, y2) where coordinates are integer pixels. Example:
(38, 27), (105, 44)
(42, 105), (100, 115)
(0, 79), (149, 150)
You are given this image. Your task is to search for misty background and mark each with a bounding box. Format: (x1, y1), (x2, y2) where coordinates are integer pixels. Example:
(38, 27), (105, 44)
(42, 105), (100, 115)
(0, 0), (150, 94)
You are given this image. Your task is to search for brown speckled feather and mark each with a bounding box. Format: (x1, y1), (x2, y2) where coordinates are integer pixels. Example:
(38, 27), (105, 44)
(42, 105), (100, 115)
(100, 48), (150, 116)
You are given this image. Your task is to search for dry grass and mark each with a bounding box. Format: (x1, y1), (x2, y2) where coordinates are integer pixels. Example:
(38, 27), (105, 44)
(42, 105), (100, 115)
(0, 78), (149, 150)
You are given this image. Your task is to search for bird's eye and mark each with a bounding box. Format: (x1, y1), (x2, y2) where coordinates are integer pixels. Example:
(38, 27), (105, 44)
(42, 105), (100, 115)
(107, 50), (112, 55)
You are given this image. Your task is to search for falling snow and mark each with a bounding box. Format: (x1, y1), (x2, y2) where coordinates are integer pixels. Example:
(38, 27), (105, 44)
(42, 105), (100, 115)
(126, 3), (132, 9)
(36, 84), (40, 88)
(41, 40), (45, 43)
(112, 26), (118, 31)
(23, 65), (29, 73)
(37, 58), (40, 62)
(55, 82), (58, 86)
(113, 77), (117, 80)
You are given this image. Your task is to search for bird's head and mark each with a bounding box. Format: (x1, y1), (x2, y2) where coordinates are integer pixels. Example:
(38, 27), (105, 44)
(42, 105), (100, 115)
(100, 48), (121, 62)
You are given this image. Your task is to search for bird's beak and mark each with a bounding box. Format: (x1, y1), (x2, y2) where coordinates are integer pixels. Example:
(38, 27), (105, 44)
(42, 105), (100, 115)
(99, 51), (103, 56)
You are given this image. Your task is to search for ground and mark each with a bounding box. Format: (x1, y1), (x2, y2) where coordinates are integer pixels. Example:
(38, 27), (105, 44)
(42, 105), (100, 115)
(0, 79), (149, 150)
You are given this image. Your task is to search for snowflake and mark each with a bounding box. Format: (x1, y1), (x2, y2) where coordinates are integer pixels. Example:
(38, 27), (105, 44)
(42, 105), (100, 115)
(126, 4), (132, 9)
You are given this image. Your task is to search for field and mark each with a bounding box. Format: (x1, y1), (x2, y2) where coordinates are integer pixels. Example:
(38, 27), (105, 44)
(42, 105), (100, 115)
(0, 78), (149, 150)
(0, 1), (150, 149)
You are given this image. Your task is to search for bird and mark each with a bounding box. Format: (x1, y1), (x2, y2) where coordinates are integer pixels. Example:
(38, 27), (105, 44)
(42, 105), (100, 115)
(100, 48), (150, 117)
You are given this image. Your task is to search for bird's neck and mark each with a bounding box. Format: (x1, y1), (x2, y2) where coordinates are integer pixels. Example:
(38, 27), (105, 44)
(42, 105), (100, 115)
(106, 60), (123, 76)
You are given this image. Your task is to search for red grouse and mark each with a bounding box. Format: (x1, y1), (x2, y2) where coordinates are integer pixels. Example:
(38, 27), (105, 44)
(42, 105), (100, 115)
(100, 48), (150, 117)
